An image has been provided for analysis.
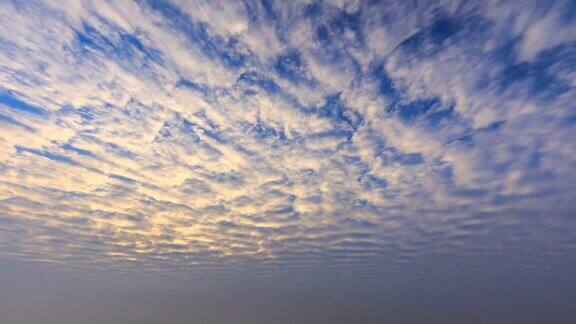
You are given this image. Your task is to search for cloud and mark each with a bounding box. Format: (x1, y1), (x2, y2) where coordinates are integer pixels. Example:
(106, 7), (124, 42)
(0, 0), (574, 279)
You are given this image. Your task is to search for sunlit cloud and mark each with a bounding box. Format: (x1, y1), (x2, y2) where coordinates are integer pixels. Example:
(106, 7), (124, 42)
(0, 0), (575, 281)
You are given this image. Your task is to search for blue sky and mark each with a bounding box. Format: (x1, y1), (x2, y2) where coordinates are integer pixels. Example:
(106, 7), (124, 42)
(0, 1), (575, 323)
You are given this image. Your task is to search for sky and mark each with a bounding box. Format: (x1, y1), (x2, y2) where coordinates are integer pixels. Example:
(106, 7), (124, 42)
(0, 0), (575, 323)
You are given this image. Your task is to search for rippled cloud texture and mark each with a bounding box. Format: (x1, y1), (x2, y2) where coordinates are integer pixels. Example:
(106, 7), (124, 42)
(1, 0), (575, 323)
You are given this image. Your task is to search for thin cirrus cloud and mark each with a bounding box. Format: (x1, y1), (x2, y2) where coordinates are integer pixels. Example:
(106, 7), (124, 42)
(0, 0), (575, 289)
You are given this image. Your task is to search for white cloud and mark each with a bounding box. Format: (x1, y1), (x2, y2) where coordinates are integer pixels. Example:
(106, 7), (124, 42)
(0, 0), (574, 276)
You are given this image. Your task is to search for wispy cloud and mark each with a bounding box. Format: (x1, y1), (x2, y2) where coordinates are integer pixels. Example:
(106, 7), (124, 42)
(0, 0), (575, 278)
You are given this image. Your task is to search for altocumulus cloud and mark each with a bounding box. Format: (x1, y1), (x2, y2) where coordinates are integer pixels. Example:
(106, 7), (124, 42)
(0, 0), (575, 281)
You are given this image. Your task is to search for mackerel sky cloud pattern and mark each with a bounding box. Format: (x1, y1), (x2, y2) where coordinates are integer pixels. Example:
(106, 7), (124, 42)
(0, 1), (575, 323)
